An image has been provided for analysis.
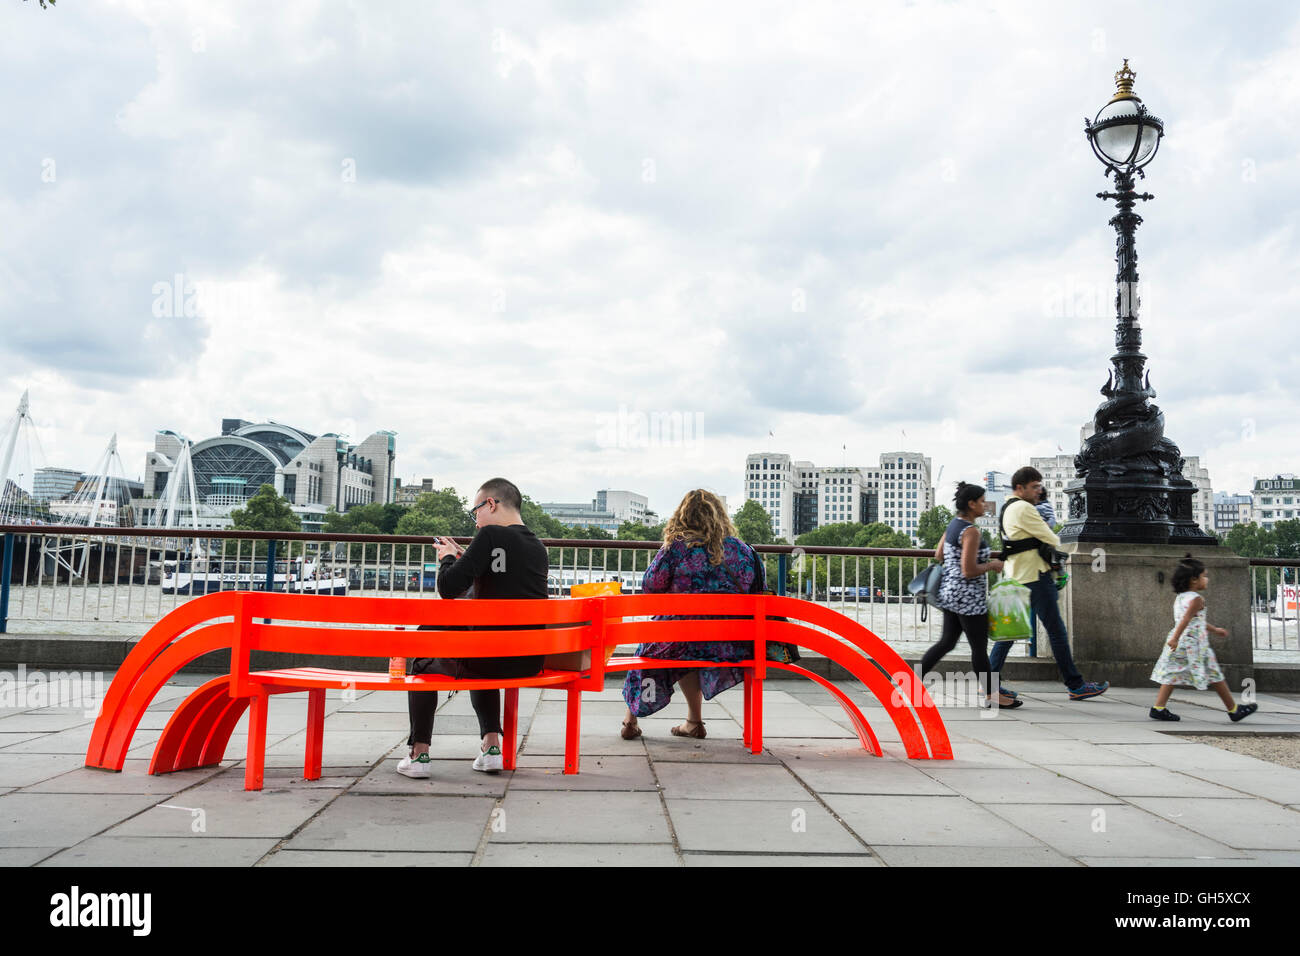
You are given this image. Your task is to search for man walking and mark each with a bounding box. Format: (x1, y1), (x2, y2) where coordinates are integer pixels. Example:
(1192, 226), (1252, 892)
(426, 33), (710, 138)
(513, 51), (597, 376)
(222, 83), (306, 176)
(397, 477), (550, 778)
(989, 467), (1108, 701)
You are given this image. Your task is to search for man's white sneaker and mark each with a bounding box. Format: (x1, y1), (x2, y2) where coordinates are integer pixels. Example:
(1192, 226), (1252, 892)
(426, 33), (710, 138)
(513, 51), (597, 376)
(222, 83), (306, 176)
(397, 753), (432, 779)
(472, 745), (504, 773)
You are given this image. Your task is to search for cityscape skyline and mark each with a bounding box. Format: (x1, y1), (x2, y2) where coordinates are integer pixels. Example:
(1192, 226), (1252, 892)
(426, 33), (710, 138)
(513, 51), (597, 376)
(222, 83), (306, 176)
(3, 4), (1298, 530)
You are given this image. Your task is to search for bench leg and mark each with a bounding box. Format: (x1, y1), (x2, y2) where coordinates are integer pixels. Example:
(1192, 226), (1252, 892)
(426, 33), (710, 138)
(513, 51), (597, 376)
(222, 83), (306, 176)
(749, 674), (764, 755)
(563, 686), (581, 775)
(244, 691), (268, 791)
(742, 671), (752, 746)
(304, 687), (325, 781)
(503, 687), (519, 771)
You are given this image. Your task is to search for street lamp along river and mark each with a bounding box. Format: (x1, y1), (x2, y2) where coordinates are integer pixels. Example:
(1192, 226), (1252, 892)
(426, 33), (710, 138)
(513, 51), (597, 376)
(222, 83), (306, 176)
(1061, 60), (1215, 546)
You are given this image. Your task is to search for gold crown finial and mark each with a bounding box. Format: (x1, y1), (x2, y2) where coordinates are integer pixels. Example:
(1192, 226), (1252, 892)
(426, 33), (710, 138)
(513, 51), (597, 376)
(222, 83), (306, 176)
(1110, 59), (1139, 102)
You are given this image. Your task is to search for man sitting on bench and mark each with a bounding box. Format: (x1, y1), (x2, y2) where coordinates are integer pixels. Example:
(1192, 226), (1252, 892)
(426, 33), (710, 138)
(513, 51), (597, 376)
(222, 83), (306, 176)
(398, 477), (550, 778)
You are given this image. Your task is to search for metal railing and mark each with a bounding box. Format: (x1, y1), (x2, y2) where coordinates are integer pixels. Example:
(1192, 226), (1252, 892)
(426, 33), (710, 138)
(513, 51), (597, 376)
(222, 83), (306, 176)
(0, 526), (1053, 660)
(1247, 558), (1299, 653)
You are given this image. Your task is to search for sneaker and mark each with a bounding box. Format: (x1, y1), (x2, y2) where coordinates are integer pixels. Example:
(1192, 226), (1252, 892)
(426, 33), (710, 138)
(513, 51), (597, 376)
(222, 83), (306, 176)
(472, 745), (504, 773)
(999, 685), (1019, 699)
(396, 753), (432, 779)
(1229, 702), (1258, 723)
(1068, 680), (1109, 701)
(1149, 706), (1180, 721)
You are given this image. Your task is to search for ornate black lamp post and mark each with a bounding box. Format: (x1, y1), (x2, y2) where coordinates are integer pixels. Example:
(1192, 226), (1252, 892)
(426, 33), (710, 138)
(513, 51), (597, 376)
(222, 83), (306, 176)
(1061, 61), (1215, 545)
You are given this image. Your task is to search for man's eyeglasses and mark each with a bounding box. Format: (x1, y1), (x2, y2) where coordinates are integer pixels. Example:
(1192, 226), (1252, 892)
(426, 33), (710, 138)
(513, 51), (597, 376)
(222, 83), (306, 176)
(468, 498), (494, 519)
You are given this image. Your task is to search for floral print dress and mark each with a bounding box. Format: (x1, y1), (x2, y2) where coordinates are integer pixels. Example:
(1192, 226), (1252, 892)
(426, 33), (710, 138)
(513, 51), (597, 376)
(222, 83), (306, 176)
(621, 536), (798, 718)
(1150, 590), (1225, 689)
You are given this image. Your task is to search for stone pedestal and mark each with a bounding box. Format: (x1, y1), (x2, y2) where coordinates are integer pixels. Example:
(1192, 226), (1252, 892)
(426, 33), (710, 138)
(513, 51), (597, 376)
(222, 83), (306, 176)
(1060, 542), (1254, 689)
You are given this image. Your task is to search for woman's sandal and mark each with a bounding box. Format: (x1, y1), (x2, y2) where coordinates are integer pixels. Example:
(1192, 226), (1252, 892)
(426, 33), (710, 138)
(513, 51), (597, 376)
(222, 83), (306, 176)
(670, 719), (707, 739)
(620, 718), (643, 740)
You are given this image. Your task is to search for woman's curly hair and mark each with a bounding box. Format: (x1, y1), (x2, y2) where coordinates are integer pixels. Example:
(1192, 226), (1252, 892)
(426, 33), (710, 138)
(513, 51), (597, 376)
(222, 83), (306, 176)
(662, 489), (737, 566)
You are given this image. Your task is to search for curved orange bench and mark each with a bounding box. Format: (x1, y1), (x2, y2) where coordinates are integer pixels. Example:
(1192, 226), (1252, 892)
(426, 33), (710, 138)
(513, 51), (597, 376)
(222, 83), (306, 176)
(86, 591), (950, 791)
(85, 591), (602, 790)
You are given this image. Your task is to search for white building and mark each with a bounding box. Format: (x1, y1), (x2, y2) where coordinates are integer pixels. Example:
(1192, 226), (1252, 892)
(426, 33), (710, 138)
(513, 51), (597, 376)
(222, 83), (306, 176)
(1253, 475), (1299, 530)
(539, 489), (651, 534)
(744, 450), (931, 543)
(136, 419), (396, 533)
(1214, 492), (1253, 535)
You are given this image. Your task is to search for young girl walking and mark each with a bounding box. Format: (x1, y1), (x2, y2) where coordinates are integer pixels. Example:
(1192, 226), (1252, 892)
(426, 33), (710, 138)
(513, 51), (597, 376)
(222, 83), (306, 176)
(1149, 554), (1258, 722)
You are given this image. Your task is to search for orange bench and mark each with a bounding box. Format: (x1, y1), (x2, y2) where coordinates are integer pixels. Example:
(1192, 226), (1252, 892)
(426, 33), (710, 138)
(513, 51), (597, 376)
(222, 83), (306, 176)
(85, 591), (951, 791)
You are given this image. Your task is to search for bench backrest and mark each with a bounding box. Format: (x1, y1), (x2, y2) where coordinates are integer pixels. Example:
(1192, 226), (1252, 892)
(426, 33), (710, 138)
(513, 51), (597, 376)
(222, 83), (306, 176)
(228, 592), (604, 695)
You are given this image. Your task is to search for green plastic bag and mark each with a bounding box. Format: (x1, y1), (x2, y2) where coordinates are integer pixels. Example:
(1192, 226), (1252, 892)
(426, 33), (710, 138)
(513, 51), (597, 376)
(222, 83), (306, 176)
(987, 580), (1033, 641)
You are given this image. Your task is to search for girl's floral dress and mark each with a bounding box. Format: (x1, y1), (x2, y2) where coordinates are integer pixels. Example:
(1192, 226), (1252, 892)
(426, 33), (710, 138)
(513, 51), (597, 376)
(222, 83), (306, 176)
(1150, 590), (1225, 689)
(622, 536), (798, 718)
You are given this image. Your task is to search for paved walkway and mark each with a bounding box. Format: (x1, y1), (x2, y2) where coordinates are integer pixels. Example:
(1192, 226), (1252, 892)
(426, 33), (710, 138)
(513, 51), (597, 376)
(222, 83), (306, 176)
(1, 676), (1298, 866)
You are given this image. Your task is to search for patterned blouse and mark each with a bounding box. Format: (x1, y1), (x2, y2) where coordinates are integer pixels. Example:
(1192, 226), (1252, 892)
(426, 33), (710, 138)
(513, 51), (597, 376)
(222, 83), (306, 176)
(621, 536), (796, 717)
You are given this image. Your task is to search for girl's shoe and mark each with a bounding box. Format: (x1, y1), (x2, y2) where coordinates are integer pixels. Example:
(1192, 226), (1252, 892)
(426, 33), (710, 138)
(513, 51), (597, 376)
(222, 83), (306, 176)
(670, 720), (706, 738)
(1229, 702), (1258, 722)
(472, 745), (503, 773)
(1149, 707), (1180, 721)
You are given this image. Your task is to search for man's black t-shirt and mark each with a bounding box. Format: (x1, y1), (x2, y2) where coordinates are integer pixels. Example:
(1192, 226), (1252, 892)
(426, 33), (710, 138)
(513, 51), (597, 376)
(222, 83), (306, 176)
(425, 523), (550, 677)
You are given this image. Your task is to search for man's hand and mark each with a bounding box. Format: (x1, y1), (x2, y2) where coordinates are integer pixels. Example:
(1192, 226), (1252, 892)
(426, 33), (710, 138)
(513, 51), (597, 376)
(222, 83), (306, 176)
(434, 537), (463, 561)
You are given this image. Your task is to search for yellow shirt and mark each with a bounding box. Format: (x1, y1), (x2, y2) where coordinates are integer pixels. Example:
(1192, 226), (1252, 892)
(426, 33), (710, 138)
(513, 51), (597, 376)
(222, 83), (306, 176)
(1001, 497), (1060, 584)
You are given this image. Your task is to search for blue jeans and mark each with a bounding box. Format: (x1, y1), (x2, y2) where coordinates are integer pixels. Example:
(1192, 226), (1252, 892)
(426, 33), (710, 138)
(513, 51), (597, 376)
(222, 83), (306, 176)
(989, 571), (1084, 691)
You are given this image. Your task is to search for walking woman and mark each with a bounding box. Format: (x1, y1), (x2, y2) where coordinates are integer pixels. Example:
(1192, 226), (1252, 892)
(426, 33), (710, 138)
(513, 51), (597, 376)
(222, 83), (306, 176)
(920, 481), (1019, 708)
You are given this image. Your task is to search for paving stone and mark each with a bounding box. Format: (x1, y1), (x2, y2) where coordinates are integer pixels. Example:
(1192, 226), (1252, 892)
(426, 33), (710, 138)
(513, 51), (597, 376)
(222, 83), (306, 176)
(982, 803), (1249, 858)
(901, 739), (1032, 769)
(923, 768), (1125, 804)
(973, 738), (1149, 767)
(667, 798), (863, 854)
(493, 791), (669, 844)
(510, 755), (658, 791)
(351, 758), (508, 797)
(22, 760), (226, 794)
(39, 836), (279, 866)
(1040, 765), (1243, 799)
(287, 793), (494, 852)
(480, 843), (680, 866)
(682, 852), (880, 866)
(822, 793), (1045, 847)
(637, 717), (744, 740)
(1176, 767), (1300, 805)
(654, 762), (809, 800)
(0, 753), (93, 789)
(107, 785), (343, 838)
(0, 792), (164, 847)
(0, 726), (159, 755)
(203, 767), (367, 791)
(0, 732), (46, 748)
(0, 847), (62, 865)
(318, 712), (410, 732)
(1077, 856), (1259, 867)
(1123, 797), (1300, 850)
(643, 735), (781, 764)
(1103, 743), (1284, 771)
(872, 845), (1080, 866)
(260, 849), (474, 866)
(522, 733), (648, 757)
(1067, 725), (1201, 745)
(781, 754), (957, 795)
(0, 713), (95, 732)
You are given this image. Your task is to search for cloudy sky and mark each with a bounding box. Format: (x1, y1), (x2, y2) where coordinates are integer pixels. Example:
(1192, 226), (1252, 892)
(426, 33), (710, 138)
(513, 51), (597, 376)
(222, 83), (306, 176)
(2, 0), (1297, 518)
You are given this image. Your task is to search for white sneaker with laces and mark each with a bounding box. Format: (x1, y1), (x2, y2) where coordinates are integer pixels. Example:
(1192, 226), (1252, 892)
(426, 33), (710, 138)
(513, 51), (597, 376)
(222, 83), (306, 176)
(472, 745), (503, 773)
(397, 752), (432, 779)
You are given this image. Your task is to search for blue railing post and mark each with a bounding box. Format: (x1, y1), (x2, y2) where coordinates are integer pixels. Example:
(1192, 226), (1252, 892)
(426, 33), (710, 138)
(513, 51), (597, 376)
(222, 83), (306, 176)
(776, 553), (788, 596)
(264, 539), (277, 593)
(0, 533), (14, 634)
(263, 538), (277, 624)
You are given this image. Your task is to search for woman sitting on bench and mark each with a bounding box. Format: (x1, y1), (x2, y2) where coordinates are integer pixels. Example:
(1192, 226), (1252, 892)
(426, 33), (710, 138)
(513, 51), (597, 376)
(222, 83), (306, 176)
(619, 489), (797, 740)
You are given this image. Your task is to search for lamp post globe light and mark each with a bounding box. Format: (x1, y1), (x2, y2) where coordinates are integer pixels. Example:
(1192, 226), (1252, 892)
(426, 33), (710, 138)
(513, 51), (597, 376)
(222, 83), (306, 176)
(1060, 61), (1215, 546)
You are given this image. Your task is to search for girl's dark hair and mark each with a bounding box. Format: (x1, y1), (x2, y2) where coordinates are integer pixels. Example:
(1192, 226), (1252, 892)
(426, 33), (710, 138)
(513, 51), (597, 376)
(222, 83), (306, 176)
(1172, 554), (1206, 593)
(953, 481), (985, 516)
